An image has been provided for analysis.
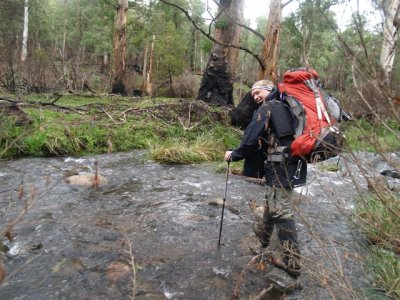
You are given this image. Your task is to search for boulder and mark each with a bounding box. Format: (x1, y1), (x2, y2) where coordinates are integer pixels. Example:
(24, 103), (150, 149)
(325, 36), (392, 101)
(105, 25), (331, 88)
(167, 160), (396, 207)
(65, 173), (107, 187)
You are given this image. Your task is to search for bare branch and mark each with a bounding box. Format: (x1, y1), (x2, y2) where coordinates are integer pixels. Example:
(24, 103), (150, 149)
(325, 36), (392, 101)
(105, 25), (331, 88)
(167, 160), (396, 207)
(352, 11), (370, 62)
(0, 96), (86, 114)
(282, 0), (295, 9)
(214, 1), (265, 41)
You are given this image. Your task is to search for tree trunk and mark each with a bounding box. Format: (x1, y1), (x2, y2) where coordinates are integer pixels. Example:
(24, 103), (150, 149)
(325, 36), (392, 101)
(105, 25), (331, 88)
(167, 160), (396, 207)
(141, 42), (149, 95)
(20, 0), (29, 62)
(62, 19), (68, 88)
(112, 0), (128, 95)
(142, 35), (155, 96)
(379, 0), (400, 79)
(197, 0), (243, 106)
(257, 0), (282, 81)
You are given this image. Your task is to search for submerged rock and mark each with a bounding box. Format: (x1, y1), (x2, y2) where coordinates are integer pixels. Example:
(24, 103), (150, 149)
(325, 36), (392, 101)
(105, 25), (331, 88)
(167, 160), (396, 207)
(65, 173), (107, 187)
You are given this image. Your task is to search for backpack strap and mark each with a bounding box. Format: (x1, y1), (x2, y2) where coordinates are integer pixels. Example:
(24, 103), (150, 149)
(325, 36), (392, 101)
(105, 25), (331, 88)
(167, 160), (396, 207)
(277, 82), (286, 99)
(304, 79), (332, 125)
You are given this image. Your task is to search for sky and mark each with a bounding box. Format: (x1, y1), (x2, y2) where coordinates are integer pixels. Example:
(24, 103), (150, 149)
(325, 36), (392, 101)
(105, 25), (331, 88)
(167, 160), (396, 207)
(242, 0), (382, 31)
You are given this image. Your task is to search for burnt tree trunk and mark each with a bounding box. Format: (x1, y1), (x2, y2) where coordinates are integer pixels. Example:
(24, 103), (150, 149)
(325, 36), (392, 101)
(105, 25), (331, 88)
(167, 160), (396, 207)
(111, 0), (128, 95)
(197, 0), (243, 106)
(228, 91), (259, 129)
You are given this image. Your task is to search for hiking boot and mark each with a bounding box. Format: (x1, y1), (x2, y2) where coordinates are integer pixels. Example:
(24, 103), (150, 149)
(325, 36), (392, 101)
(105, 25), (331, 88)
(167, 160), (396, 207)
(252, 222), (271, 247)
(271, 255), (301, 277)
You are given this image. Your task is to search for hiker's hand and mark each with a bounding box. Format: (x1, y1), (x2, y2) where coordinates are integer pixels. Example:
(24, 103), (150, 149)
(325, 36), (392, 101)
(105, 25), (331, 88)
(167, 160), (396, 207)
(224, 151), (233, 162)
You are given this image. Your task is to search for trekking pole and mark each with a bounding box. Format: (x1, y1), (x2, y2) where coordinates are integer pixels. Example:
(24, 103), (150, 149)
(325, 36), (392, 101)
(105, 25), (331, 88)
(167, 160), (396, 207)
(218, 160), (230, 249)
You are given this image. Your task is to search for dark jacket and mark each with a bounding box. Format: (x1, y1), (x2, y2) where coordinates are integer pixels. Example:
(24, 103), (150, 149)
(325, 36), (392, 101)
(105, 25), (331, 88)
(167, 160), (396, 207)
(231, 90), (307, 188)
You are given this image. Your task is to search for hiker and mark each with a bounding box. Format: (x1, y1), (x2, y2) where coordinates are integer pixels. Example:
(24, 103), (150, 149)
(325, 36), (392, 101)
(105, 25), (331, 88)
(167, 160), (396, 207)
(224, 79), (307, 277)
(242, 80), (274, 179)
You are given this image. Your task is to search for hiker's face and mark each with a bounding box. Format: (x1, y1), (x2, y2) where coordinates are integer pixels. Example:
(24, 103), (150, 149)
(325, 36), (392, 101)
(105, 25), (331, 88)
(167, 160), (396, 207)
(251, 89), (270, 104)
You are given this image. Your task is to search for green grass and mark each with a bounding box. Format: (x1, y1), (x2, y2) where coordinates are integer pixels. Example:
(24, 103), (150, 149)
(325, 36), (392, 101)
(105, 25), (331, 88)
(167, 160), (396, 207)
(356, 193), (400, 253)
(149, 125), (241, 164)
(318, 161), (341, 172)
(366, 246), (400, 299)
(355, 193), (400, 299)
(1, 96), (241, 161)
(2, 96), (400, 163)
(343, 119), (400, 152)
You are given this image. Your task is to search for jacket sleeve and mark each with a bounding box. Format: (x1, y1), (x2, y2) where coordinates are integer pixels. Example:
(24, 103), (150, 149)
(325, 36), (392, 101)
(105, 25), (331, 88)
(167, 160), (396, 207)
(231, 105), (269, 161)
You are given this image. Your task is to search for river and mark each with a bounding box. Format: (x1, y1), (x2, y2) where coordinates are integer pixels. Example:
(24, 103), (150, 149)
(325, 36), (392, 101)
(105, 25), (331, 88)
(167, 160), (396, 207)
(0, 151), (399, 299)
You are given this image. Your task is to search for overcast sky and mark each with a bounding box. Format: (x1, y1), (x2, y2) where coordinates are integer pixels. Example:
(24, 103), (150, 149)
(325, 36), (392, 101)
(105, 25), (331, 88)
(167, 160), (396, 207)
(242, 0), (382, 31)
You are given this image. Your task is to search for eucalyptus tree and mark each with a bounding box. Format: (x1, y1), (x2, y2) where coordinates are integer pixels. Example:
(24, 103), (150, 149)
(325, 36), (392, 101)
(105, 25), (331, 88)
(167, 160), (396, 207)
(0, 0), (24, 92)
(153, 21), (186, 82)
(128, 1), (158, 95)
(111, 0), (129, 94)
(238, 16), (266, 83)
(21, 0), (29, 62)
(136, 0), (203, 96)
(79, 1), (114, 71)
(296, 0), (340, 66)
(377, 0), (400, 80)
(186, 0), (206, 73)
(154, 0), (193, 80)
(280, 0), (339, 77)
(257, 0), (283, 81)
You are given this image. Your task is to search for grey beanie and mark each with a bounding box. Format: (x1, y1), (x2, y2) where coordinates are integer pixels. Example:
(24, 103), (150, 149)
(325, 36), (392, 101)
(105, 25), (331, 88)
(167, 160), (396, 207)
(251, 79), (274, 91)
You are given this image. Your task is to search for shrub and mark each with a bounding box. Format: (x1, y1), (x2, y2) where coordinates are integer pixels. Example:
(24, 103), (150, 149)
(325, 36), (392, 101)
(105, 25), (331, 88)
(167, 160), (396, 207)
(171, 71), (200, 99)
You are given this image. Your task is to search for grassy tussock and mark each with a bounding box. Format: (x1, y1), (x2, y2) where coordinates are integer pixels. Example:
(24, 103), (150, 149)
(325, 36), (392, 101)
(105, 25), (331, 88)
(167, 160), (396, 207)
(356, 193), (400, 299)
(149, 134), (224, 164)
(356, 194), (400, 254)
(366, 246), (400, 299)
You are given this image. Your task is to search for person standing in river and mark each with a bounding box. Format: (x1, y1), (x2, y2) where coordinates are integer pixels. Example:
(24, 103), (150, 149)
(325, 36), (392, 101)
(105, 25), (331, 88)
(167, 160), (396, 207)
(224, 79), (307, 277)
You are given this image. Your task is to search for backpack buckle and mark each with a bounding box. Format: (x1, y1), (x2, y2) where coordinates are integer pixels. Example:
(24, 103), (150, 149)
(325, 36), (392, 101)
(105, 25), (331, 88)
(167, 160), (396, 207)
(266, 146), (289, 162)
(293, 160), (303, 179)
(329, 126), (340, 134)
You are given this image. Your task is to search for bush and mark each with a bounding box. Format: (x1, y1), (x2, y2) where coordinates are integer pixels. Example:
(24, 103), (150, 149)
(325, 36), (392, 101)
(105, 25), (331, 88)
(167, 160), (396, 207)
(171, 71), (200, 99)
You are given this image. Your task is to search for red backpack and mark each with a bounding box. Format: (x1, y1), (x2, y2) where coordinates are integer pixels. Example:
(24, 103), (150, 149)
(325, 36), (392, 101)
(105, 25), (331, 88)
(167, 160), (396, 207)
(278, 68), (344, 162)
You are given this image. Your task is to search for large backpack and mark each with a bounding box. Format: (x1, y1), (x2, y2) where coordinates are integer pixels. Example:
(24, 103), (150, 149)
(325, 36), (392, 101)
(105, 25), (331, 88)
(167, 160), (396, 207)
(278, 68), (348, 162)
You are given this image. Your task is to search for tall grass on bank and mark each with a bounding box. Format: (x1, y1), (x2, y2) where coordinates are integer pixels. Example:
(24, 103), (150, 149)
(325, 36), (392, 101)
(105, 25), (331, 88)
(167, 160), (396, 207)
(149, 125), (240, 164)
(0, 96), (242, 160)
(343, 119), (400, 152)
(355, 184), (400, 299)
(366, 246), (400, 299)
(356, 194), (400, 254)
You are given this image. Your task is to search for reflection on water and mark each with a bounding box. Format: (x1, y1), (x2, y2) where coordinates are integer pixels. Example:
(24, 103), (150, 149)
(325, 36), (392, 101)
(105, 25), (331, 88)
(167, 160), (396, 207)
(0, 151), (397, 299)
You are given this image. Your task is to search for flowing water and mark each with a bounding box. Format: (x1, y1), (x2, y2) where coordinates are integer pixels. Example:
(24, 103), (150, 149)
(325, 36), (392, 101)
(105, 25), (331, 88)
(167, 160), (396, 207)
(0, 151), (399, 299)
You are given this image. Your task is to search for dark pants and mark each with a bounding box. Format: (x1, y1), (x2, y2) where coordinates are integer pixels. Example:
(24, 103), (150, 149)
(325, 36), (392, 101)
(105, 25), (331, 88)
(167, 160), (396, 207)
(255, 187), (301, 264)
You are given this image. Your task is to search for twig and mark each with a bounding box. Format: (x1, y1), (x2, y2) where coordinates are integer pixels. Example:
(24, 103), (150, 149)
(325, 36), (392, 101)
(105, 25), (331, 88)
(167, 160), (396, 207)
(0, 96), (86, 115)
(50, 93), (63, 104)
(187, 101), (192, 127)
(99, 106), (126, 125)
(120, 107), (144, 115)
(178, 117), (199, 131)
(123, 235), (136, 300)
